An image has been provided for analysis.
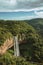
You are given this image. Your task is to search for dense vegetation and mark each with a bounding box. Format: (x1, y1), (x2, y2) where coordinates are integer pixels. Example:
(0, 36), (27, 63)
(26, 18), (43, 37)
(0, 52), (37, 65)
(0, 19), (43, 65)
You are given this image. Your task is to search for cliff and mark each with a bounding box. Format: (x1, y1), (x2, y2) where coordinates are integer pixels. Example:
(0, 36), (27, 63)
(0, 38), (14, 55)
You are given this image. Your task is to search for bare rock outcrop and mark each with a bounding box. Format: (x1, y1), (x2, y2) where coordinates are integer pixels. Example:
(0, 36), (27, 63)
(0, 38), (14, 55)
(0, 36), (26, 55)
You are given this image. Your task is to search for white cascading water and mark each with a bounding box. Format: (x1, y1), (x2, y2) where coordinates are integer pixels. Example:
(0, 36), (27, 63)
(14, 35), (20, 56)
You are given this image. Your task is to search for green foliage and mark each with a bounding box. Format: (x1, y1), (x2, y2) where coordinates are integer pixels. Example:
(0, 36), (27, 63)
(0, 19), (43, 65)
(0, 20), (36, 46)
(0, 52), (36, 65)
(26, 18), (43, 37)
(19, 32), (43, 62)
(0, 27), (12, 46)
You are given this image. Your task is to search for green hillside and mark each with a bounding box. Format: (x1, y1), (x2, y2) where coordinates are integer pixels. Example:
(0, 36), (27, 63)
(0, 20), (43, 65)
(26, 18), (43, 37)
(0, 20), (36, 46)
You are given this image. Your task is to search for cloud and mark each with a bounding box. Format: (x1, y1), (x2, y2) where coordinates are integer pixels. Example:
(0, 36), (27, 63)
(8, 0), (17, 6)
(17, 16), (37, 20)
(0, 0), (43, 12)
(0, 0), (17, 6)
(0, 7), (43, 12)
(34, 11), (43, 18)
(18, 0), (38, 2)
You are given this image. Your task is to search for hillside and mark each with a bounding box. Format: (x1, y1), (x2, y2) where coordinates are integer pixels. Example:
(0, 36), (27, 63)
(26, 18), (43, 37)
(0, 20), (36, 46)
(0, 20), (43, 65)
(0, 38), (13, 55)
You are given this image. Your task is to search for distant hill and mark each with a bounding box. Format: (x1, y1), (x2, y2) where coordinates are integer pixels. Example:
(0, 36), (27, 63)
(26, 18), (43, 37)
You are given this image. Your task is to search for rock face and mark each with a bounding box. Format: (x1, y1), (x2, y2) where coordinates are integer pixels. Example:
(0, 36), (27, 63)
(0, 38), (14, 55)
(0, 36), (26, 55)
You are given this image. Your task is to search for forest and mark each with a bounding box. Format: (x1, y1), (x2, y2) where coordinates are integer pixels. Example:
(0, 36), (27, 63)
(0, 18), (43, 65)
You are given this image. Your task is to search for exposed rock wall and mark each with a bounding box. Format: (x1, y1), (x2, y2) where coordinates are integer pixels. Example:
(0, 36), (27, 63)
(0, 36), (26, 55)
(0, 38), (14, 55)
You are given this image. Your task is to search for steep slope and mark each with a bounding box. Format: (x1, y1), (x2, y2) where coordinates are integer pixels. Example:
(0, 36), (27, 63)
(0, 20), (37, 55)
(0, 38), (13, 55)
(26, 18), (43, 37)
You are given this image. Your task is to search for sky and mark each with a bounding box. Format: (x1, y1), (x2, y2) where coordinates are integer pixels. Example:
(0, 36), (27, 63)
(0, 0), (43, 20)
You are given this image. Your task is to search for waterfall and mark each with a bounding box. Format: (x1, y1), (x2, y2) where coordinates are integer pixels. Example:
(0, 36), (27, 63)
(14, 35), (20, 56)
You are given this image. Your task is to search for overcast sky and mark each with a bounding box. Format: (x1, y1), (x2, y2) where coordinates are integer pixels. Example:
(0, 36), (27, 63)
(0, 0), (43, 20)
(0, 0), (43, 11)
